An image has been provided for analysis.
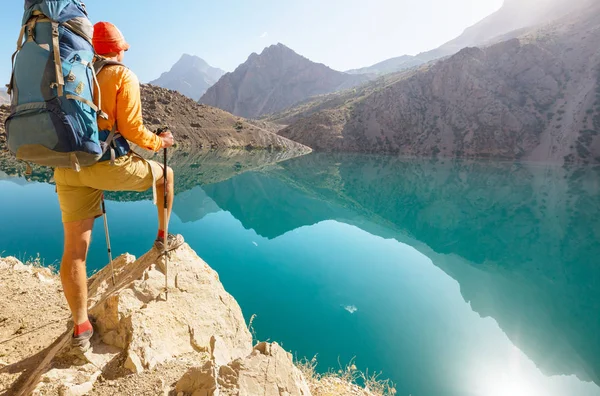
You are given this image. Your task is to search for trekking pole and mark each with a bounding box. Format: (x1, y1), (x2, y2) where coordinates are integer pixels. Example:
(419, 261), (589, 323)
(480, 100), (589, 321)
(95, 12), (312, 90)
(163, 145), (169, 300)
(101, 195), (116, 286)
(157, 127), (170, 300)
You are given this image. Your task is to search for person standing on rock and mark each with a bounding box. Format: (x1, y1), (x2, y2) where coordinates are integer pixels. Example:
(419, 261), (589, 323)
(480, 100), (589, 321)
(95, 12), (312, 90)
(54, 22), (185, 352)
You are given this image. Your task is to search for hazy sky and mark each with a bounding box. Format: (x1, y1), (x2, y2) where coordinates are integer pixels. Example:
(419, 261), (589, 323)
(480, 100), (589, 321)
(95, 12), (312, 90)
(0, 0), (503, 83)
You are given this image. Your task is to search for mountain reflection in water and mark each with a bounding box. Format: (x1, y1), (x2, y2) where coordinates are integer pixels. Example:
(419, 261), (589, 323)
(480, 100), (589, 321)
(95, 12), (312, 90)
(1, 151), (599, 396)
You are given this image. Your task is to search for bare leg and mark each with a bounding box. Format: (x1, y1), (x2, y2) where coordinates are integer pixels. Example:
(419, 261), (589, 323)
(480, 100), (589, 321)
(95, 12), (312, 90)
(60, 218), (95, 326)
(156, 166), (174, 235)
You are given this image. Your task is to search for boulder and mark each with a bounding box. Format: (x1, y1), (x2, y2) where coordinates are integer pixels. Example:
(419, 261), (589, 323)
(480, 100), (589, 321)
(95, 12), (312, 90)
(177, 342), (311, 396)
(88, 244), (253, 373)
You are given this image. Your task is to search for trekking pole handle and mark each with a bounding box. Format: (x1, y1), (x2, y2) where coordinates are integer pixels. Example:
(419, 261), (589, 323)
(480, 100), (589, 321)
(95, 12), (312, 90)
(156, 126), (173, 150)
(156, 126), (170, 135)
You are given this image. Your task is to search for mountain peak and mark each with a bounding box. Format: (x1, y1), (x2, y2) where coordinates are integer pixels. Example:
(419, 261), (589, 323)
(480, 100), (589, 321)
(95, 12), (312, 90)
(346, 54), (425, 75)
(149, 56), (225, 101)
(200, 46), (368, 118)
(260, 43), (298, 57)
(270, 42), (291, 49)
(173, 54), (211, 69)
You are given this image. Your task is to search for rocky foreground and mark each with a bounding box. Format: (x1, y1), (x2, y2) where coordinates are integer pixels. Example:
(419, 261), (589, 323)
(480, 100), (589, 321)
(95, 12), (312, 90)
(0, 246), (389, 395)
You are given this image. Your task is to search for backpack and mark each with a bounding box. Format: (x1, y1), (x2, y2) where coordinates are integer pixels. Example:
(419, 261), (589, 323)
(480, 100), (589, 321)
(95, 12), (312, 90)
(5, 0), (105, 171)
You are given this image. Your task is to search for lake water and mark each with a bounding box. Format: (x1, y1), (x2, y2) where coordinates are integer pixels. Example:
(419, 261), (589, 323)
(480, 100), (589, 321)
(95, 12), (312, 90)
(1, 152), (600, 396)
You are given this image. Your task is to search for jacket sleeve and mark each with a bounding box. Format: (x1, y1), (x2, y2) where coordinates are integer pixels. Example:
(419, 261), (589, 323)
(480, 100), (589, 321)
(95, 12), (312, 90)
(116, 69), (162, 152)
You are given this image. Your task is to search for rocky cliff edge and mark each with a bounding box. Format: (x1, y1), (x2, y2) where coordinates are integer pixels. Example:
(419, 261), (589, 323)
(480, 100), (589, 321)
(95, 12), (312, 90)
(0, 246), (386, 395)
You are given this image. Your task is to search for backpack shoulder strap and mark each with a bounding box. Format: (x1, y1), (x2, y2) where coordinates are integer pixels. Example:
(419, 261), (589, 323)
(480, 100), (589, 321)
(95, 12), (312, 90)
(93, 58), (127, 75)
(92, 58), (128, 121)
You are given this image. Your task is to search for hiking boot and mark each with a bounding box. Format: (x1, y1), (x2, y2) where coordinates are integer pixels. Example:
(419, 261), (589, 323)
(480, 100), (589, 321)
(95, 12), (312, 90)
(70, 318), (95, 355)
(71, 328), (93, 354)
(154, 233), (185, 252)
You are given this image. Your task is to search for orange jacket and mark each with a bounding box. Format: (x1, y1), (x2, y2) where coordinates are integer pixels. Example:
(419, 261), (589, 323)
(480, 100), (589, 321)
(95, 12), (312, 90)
(94, 65), (162, 152)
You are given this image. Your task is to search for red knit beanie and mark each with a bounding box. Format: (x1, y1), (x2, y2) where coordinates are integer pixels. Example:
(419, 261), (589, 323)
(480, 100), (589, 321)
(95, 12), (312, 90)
(92, 22), (130, 55)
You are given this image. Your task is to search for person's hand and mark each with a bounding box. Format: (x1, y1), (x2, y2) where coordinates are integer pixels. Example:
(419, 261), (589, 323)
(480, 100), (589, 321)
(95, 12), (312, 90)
(159, 130), (174, 149)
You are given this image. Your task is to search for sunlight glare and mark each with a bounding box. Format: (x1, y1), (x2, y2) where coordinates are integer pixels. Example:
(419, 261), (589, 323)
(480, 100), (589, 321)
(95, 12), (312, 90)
(487, 378), (539, 396)
(477, 345), (544, 396)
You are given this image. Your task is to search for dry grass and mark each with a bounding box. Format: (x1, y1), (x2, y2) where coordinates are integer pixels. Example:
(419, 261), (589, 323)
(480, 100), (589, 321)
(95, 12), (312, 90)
(298, 356), (397, 396)
(25, 253), (57, 273)
(248, 313), (259, 345)
(249, 314), (396, 395)
(0, 252), (58, 274)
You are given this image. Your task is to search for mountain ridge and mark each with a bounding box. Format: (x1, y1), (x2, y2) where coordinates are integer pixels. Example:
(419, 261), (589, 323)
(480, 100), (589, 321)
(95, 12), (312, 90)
(199, 43), (369, 118)
(417, 0), (594, 62)
(347, 0), (595, 77)
(278, 2), (600, 164)
(346, 55), (425, 76)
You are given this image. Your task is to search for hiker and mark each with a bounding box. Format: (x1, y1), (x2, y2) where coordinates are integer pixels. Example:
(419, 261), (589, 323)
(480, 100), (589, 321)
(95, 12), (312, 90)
(53, 22), (184, 352)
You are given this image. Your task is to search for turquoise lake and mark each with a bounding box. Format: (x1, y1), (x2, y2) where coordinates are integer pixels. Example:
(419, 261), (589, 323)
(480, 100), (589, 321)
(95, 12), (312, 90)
(1, 152), (600, 396)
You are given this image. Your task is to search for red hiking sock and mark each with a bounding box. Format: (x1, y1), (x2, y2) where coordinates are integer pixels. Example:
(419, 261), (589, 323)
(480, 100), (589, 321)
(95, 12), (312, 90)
(74, 320), (92, 336)
(157, 230), (166, 240)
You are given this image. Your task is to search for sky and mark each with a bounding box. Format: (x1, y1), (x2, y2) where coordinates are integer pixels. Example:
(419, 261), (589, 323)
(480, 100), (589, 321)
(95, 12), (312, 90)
(0, 0), (503, 83)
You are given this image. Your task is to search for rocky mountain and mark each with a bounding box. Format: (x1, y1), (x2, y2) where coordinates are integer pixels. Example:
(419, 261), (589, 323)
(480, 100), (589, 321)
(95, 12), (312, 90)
(417, 0), (594, 63)
(199, 43), (369, 119)
(139, 84), (309, 152)
(347, 0), (593, 77)
(149, 54), (225, 100)
(346, 55), (425, 76)
(279, 2), (600, 164)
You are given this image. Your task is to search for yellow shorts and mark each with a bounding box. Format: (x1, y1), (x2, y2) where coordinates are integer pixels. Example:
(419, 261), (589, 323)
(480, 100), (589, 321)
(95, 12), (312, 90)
(54, 153), (163, 223)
